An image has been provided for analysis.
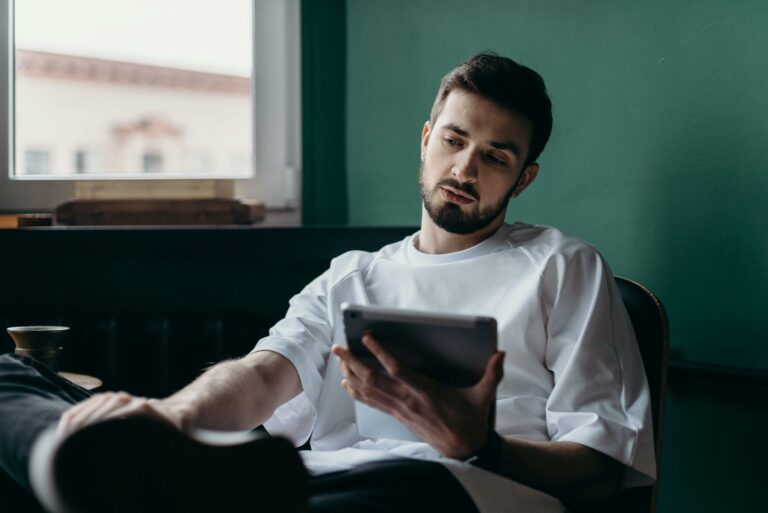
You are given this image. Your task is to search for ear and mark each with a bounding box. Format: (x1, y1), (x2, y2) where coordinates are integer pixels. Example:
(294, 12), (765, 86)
(510, 163), (540, 198)
(420, 121), (431, 160)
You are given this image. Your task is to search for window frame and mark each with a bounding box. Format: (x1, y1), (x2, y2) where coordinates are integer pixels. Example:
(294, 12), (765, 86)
(0, 0), (302, 212)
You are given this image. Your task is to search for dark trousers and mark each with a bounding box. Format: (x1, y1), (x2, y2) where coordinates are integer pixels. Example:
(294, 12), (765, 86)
(0, 353), (479, 513)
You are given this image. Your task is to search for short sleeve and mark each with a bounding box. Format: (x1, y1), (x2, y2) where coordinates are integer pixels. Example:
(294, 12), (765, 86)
(250, 269), (333, 446)
(543, 246), (657, 484)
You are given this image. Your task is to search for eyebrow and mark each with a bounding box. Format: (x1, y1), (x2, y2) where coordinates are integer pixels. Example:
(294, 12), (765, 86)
(441, 123), (521, 157)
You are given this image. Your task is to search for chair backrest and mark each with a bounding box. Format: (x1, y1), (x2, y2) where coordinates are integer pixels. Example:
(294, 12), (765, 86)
(610, 277), (670, 513)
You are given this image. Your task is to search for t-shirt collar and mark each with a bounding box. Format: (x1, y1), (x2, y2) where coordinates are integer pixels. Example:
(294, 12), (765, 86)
(405, 223), (512, 265)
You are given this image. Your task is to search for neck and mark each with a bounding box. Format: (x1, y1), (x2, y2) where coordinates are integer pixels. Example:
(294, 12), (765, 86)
(416, 208), (506, 254)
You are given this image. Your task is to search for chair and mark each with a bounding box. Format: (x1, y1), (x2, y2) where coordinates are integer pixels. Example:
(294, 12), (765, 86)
(600, 277), (670, 513)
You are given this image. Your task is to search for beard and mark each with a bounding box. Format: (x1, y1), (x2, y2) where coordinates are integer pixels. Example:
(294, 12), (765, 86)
(418, 161), (513, 235)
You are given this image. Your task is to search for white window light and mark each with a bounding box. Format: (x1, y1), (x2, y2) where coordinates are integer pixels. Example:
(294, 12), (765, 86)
(0, 0), (301, 211)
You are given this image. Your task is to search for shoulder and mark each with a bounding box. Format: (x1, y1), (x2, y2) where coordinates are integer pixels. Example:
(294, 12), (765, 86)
(504, 222), (603, 270)
(326, 234), (412, 282)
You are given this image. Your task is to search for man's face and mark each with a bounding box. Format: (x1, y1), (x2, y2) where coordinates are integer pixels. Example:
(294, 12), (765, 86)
(419, 91), (538, 235)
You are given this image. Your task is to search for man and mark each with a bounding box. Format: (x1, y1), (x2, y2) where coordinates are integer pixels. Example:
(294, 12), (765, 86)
(0, 53), (655, 513)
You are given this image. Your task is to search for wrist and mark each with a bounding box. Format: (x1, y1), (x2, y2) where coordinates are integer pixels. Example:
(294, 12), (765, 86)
(152, 398), (196, 432)
(464, 430), (505, 474)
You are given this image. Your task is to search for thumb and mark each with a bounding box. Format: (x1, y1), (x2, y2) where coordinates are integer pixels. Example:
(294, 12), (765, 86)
(475, 351), (505, 394)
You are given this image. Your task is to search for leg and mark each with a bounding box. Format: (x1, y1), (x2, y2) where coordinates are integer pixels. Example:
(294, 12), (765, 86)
(307, 458), (480, 513)
(0, 353), (92, 492)
(31, 415), (309, 513)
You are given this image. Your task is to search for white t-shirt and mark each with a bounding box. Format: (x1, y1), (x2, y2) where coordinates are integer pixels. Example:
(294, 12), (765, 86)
(252, 222), (656, 513)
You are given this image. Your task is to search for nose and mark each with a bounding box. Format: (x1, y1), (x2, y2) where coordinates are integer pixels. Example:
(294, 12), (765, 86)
(451, 148), (479, 183)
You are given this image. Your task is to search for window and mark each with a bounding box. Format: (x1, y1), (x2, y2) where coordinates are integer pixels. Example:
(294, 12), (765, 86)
(24, 149), (50, 174)
(0, 0), (301, 211)
(14, 0), (253, 180)
(75, 149), (104, 174)
(142, 153), (163, 174)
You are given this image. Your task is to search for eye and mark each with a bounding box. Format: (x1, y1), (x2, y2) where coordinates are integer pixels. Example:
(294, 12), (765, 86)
(443, 136), (462, 148)
(486, 153), (508, 167)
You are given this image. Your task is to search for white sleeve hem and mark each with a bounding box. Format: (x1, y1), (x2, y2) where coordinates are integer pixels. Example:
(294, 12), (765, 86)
(556, 421), (657, 483)
(250, 336), (324, 447)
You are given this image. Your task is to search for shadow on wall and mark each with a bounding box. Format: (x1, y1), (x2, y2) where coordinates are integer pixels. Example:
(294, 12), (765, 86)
(651, 67), (768, 513)
(648, 83), (768, 371)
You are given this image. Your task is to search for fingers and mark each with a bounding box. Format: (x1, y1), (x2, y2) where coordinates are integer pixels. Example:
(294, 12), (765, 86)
(361, 335), (419, 386)
(57, 392), (170, 436)
(332, 343), (410, 413)
(475, 351), (505, 396)
(333, 344), (402, 394)
(58, 392), (132, 435)
(340, 377), (400, 415)
(331, 344), (377, 385)
(70, 392), (133, 430)
(94, 398), (167, 426)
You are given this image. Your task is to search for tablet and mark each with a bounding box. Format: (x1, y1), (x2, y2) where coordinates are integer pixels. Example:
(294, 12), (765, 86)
(341, 303), (497, 441)
(341, 303), (497, 387)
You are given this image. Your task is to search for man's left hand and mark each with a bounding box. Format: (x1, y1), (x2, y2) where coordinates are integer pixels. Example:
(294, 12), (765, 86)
(331, 334), (505, 459)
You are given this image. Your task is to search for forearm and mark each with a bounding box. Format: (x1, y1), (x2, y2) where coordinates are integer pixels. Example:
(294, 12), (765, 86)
(497, 437), (622, 506)
(159, 350), (301, 432)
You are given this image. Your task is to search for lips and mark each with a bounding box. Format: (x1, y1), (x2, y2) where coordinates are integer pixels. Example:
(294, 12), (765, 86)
(440, 186), (475, 205)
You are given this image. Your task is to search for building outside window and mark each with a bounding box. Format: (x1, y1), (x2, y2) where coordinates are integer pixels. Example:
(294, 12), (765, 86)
(23, 149), (50, 174)
(185, 150), (213, 174)
(13, 0), (252, 179)
(75, 149), (104, 174)
(142, 153), (164, 174)
(0, 0), (302, 212)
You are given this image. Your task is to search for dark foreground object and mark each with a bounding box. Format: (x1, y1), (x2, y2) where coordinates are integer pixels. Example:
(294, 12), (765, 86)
(1, 353), (480, 513)
(46, 417), (307, 513)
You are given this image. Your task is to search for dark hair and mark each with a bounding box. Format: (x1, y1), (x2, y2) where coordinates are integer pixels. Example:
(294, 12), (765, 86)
(429, 53), (553, 166)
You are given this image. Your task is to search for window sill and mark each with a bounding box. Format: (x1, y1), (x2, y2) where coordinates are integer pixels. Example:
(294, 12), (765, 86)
(0, 208), (302, 229)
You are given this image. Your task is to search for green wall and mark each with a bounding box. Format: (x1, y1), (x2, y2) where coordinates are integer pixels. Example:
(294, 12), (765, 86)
(344, 0), (768, 373)
(297, 2), (768, 511)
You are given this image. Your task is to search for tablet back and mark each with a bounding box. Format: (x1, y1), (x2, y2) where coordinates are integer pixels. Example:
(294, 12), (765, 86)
(342, 304), (497, 442)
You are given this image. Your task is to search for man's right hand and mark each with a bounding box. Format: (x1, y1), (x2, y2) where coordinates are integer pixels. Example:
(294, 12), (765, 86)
(57, 392), (193, 436)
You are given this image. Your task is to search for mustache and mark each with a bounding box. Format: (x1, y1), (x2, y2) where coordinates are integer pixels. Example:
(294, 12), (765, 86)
(435, 179), (479, 201)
